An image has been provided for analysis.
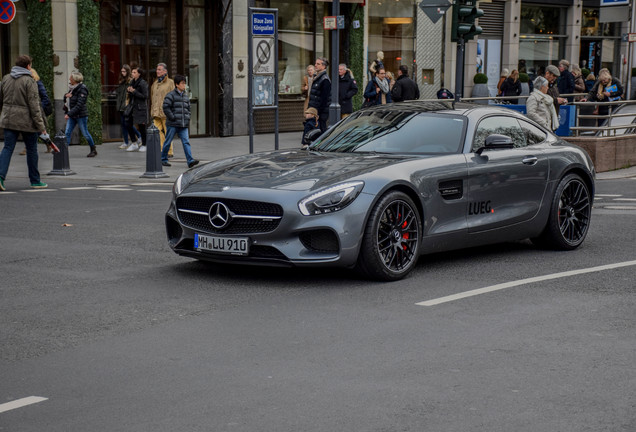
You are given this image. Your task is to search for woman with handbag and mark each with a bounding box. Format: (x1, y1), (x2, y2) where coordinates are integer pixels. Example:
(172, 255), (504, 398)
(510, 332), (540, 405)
(125, 67), (149, 152)
(64, 71), (97, 157)
(19, 68), (56, 155)
(363, 68), (392, 106)
(116, 65), (141, 150)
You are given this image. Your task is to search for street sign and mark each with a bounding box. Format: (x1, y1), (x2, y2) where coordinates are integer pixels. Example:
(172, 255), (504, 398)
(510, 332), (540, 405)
(629, 33), (636, 42)
(419, 0), (451, 24)
(252, 37), (275, 74)
(252, 13), (275, 35)
(323, 16), (337, 30)
(0, 0), (16, 25)
(600, 0), (629, 5)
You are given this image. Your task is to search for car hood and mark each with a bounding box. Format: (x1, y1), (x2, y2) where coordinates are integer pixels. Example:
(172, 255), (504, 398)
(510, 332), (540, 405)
(184, 150), (417, 193)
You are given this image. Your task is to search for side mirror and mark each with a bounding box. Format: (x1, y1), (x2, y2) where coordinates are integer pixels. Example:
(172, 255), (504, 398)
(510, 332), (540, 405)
(304, 129), (322, 146)
(476, 134), (514, 154)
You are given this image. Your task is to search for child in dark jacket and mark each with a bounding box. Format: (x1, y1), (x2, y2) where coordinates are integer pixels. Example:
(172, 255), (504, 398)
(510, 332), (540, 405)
(302, 107), (319, 148)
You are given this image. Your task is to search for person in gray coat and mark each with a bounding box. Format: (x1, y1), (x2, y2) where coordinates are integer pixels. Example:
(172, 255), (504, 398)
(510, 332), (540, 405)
(160, 75), (198, 168)
(0, 55), (48, 190)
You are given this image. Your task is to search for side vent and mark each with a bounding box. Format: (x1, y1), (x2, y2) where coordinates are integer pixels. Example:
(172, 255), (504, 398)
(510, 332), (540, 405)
(438, 179), (463, 200)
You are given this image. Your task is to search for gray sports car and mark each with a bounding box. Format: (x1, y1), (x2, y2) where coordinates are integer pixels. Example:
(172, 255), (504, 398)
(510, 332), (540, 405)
(165, 102), (595, 280)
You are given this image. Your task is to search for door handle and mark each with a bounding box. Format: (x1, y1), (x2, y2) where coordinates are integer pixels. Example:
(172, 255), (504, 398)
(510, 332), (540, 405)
(522, 156), (538, 165)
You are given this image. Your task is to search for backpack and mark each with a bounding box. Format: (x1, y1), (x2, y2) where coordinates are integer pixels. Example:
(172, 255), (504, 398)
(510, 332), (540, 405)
(437, 88), (454, 100)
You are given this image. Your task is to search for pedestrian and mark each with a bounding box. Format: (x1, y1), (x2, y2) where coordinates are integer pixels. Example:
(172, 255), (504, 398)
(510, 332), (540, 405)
(571, 64), (586, 101)
(363, 68), (392, 106)
(585, 73), (596, 92)
(499, 69), (521, 104)
(308, 57), (331, 132)
(386, 71), (396, 91)
(301, 107), (319, 149)
(125, 66), (149, 152)
(496, 68), (509, 96)
(0, 54), (49, 190)
(526, 76), (559, 131)
(19, 67), (55, 155)
(391, 65), (420, 102)
(302, 64), (315, 112)
(338, 64), (358, 119)
(150, 63), (174, 157)
(160, 74), (199, 169)
(545, 64), (567, 112)
(116, 64), (141, 150)
(64, 70), (98, 157)
(580, 68), (624, 126)
(557, 59), (575, 102)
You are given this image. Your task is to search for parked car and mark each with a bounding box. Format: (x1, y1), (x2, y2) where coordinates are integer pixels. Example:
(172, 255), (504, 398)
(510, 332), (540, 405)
(165, 102), (595, 281)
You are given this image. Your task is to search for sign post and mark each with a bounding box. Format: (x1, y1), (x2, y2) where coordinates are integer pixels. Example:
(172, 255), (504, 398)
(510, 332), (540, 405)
(248, 8), (278, 153)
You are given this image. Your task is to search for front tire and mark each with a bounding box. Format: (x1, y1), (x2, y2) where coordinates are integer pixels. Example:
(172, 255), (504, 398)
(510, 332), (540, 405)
(532, 173), (591, 250)
(356, 191), (421, 281)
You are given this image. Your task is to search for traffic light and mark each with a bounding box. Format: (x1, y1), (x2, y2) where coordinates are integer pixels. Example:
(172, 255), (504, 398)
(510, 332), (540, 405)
(451, 0), (484, 42)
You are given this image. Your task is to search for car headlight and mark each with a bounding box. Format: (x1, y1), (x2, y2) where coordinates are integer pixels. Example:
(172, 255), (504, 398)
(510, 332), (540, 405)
(298, 181), (364, 216)
(173, 171), (194, 196)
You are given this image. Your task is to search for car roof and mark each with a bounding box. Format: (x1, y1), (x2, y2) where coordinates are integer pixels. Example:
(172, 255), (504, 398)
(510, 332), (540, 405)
(363, 101), (523, 118)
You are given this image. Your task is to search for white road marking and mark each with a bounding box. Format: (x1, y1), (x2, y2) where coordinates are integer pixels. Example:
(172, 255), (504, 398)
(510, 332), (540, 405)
(132, 182), (171, 186)
(596, 194), (622, 197)
(97, 184), (129, 188)
(416, 260), (636, 307)
(21, 189), (56, 192)
(96, 188), (133, 191)
(0, 191), (17, 195)
(0, 396), (48, 414)
(137, 189), (171, 193)
(604, 206), (636, 210)
(613, 198), (636, 201)
(60, 187), (95, 190)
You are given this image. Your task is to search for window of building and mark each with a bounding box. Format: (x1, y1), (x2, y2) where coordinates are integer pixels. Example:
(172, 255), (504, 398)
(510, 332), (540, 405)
(184, 1), (206, 135)
(580, 8), (620, 76)
(519, 5), (567, 80)
(368, 0), (415, 81)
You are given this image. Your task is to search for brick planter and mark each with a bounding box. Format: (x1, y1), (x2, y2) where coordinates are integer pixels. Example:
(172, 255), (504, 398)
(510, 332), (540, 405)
(566, 135), (636, 173)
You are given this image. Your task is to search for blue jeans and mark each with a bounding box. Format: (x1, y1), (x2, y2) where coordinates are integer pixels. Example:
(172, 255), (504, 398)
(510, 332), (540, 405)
(65, 116), (95, 147)
(120, 112), (140, 144)
(0, 129), (40, 184)
(161, 126), (194, 164)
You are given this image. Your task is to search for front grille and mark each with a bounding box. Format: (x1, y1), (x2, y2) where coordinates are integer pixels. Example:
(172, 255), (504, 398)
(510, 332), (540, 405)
(299, 229), (339, 253)
(176, 196), (283, 234)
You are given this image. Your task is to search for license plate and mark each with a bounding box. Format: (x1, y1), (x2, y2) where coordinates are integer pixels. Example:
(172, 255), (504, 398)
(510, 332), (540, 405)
(194, 233), (249, 256)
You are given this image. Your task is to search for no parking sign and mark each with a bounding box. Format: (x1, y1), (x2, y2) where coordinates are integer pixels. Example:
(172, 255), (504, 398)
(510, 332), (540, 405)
(0, 0), (16, 25)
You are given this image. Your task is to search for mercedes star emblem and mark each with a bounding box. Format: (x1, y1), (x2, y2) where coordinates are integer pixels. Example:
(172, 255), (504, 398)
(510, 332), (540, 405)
(209, 202), (231, 229)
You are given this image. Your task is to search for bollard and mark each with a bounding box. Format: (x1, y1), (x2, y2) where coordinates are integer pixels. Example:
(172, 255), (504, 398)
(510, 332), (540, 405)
(140, 124), (169, 179)
(48, 130), (76, 176)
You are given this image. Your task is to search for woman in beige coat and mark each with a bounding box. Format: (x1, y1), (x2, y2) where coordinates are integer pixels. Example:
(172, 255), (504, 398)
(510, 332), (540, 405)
(526, 76), (559, 131)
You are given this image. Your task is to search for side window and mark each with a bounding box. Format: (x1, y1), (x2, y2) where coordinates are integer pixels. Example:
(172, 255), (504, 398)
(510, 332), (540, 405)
(518, 119), (548, 146)
(472, 116), (527, 151)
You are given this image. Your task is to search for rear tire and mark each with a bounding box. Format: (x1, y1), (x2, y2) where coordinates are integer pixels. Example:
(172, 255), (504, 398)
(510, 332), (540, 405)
(532, 173), (591, 250)
(356, 191), (421, 281)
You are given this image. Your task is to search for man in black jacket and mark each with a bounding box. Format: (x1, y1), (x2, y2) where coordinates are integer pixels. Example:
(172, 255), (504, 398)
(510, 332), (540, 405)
(391, 65), (420, 102)
(308, 57), (331, 132)
(160, 74), (198, 168)
(338, 64), (358, 119)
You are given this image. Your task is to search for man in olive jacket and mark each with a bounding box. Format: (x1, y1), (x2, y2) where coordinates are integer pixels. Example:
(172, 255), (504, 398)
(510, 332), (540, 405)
(160, 75), (198, 169)
(151, 63), (175, 156)
(0, 55), (48, 191)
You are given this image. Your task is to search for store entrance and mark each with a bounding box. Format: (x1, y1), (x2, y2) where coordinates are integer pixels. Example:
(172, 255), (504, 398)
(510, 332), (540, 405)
(100, 0), (217, 140)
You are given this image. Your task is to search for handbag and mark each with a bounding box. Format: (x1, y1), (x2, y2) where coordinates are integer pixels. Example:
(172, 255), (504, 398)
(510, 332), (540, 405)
(42, 101), (53, 117)
(123, 103), (133, 117)
(362, 98), (374, 108)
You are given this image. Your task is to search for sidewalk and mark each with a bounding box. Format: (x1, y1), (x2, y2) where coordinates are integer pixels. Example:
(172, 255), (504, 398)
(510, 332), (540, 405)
(2, 131), (634, 187)
(2, 132), (303, 186)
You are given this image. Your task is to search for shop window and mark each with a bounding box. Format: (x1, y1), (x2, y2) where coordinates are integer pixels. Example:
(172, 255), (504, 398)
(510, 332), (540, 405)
(519, 5), (566, 81)
(368, 0), (415, 81)
(184, 2), (206, 135)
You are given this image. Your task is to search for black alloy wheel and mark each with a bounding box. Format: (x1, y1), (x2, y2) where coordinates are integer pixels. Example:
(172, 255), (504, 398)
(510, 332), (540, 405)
(533, 173), (591, 250)
(357, 191), (421, 281)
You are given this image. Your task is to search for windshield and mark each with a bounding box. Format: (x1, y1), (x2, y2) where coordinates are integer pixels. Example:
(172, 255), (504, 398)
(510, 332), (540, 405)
(311, 109), (466, 154)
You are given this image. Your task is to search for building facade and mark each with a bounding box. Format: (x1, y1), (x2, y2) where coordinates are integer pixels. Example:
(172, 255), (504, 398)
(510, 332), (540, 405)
(0, 0), (632, 140)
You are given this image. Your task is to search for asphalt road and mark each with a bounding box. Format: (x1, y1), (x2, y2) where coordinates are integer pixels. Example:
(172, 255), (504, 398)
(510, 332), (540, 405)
(1, 177), (635, 432)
